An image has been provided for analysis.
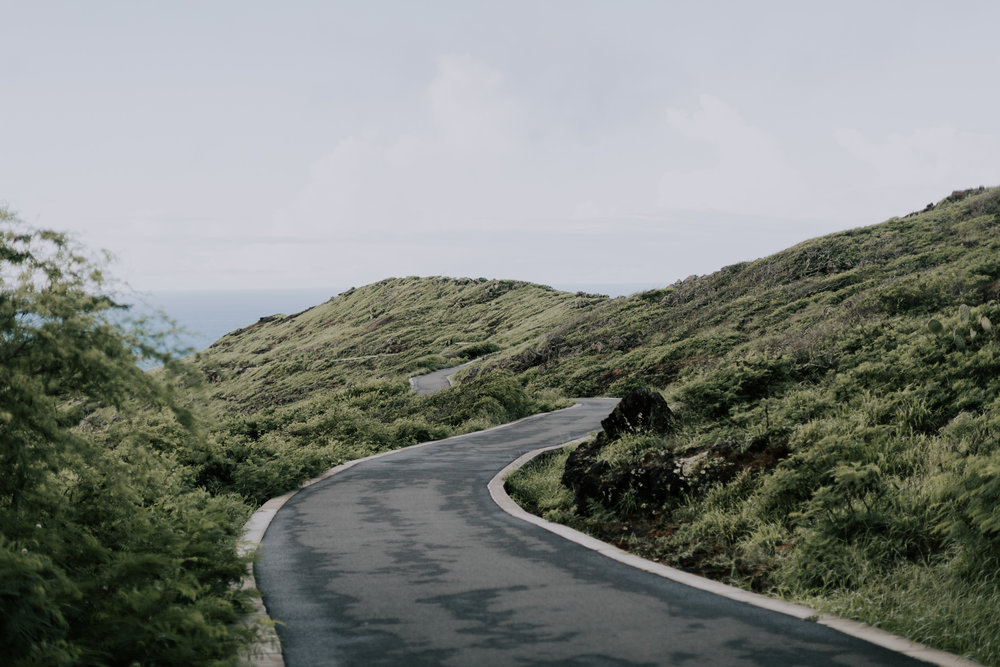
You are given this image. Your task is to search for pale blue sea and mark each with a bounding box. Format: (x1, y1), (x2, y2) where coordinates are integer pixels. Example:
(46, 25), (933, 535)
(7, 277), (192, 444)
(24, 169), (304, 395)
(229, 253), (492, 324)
(131, 288), (343, 356)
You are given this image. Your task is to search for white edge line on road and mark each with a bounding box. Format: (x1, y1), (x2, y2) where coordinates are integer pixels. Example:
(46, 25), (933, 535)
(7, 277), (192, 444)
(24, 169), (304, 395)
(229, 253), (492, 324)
(237, 402), (584, 667)
(488, 440), (981, 667)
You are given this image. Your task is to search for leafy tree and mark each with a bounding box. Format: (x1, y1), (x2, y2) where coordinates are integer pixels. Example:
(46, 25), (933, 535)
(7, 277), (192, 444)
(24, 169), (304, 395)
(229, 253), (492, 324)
(0, 209), (253, 665)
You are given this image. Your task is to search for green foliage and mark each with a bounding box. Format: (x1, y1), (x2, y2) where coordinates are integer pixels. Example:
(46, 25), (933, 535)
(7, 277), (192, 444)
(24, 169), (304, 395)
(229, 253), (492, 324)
(455, 341), (500, 359)
(426, 371), (538, 426)
(504, 448), (575, 521)
(0, 212), (253, 665)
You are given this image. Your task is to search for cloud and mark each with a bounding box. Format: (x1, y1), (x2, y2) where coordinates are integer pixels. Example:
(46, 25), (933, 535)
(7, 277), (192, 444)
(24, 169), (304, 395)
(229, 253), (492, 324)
(275, 131), (406, 238)
(657, 95), (804, 217)
(425, 53), (519, 155)
(835, 124), (1000, 200)
(275, 54), (530, 237)
(655, 97), (1000, 226)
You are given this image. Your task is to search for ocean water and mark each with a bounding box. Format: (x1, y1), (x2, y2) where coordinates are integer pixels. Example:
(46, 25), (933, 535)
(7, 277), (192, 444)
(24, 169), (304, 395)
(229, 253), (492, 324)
(131, 288), (342, 355)
(129, 281), (660, 359)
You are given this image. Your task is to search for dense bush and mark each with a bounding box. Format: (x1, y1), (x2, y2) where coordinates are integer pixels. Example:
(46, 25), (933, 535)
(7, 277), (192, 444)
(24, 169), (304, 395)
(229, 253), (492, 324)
(0, 212), (254, 665)
(455, 341), (500, 359)
(426, 371), (538, 426)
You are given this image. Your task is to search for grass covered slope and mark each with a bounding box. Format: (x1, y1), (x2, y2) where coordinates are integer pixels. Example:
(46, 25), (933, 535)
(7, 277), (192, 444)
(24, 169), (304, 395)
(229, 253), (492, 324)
(505, 186), (1000, 664)
(198, 276), (604, 410)
(496, 186), (1000, 400)
(185, 277), (598, 503)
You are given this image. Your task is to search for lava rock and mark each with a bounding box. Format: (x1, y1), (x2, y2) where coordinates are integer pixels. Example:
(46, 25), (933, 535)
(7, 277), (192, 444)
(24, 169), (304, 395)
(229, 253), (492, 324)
(561, 436), (609, 515)
(600, 386), (674, 440)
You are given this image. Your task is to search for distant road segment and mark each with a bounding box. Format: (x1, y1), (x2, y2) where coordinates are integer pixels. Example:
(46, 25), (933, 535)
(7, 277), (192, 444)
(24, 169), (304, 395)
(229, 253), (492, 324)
(408, 362), (470, 395)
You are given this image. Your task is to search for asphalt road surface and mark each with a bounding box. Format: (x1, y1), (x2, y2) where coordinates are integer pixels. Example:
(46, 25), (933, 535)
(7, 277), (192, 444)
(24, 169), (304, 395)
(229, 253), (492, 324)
(257, 400), (927, 666)
(409, 363), (469, 395)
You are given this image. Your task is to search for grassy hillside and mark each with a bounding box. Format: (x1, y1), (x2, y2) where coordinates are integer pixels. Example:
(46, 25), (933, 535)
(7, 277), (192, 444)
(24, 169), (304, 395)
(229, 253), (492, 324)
(505, 185), (1000, 665)
(182, 277), (600, 503)
(488, 186), (1000, 399)
(197, 275), (604, 410)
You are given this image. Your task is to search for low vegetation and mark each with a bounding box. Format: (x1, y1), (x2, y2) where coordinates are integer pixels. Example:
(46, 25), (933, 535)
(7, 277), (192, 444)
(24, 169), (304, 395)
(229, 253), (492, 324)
(506, 186), (1000, 665)
(0, 215), (254, 665)
(185, 276), (584, 504)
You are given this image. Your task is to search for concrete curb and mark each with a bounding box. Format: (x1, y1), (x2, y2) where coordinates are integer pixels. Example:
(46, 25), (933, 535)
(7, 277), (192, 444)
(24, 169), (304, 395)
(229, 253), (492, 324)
(488, 440), (981, 667)
(237, 403), (582, 666)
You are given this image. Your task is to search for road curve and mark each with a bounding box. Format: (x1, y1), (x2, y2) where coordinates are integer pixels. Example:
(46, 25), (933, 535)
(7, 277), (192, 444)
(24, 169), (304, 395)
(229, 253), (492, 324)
(408, 363), (470, 395)
(256, 400), (927, 666)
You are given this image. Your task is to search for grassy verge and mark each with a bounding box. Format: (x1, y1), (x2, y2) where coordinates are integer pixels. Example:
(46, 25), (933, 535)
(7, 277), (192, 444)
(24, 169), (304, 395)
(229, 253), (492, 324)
(504, 448), (576, 523)
(507, 406), (1000, 666)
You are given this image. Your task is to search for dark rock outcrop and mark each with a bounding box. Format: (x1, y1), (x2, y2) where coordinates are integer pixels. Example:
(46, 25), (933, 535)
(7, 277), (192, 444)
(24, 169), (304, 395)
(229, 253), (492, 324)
(515, 349), (545, 369)
(561, 437), (609, 514)
(600, 386), (674, 440)
(562, 386), (674, 514)
(562, 386), (787, 516)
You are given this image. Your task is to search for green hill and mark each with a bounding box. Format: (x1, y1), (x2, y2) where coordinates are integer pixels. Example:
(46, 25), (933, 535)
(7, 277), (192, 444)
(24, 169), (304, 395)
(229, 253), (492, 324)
(182, 277), (598, 503)
(490, 185), (1000, 398)
(196, 275), (604, 412)
(505, 185), (1000, 664)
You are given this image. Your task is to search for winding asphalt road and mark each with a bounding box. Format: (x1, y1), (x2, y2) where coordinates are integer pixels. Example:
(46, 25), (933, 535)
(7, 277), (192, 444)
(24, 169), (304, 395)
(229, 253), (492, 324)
(255, 399), (933, 666)
(409, 363), (470, 395)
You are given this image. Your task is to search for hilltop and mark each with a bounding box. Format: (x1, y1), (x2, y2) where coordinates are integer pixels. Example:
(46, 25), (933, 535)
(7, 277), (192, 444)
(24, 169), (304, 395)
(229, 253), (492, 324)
(182, 277), (601, 502)
(196, 276), (604, 412)
(481, 185), (1000, 398)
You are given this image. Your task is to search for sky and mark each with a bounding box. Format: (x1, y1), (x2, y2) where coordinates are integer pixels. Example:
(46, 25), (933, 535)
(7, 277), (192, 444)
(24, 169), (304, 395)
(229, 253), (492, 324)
(3, 1), (999, 294)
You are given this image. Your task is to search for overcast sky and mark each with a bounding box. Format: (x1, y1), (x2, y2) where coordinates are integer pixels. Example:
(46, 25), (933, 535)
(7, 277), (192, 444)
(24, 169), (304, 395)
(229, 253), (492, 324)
(3, 1), (999, 293)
